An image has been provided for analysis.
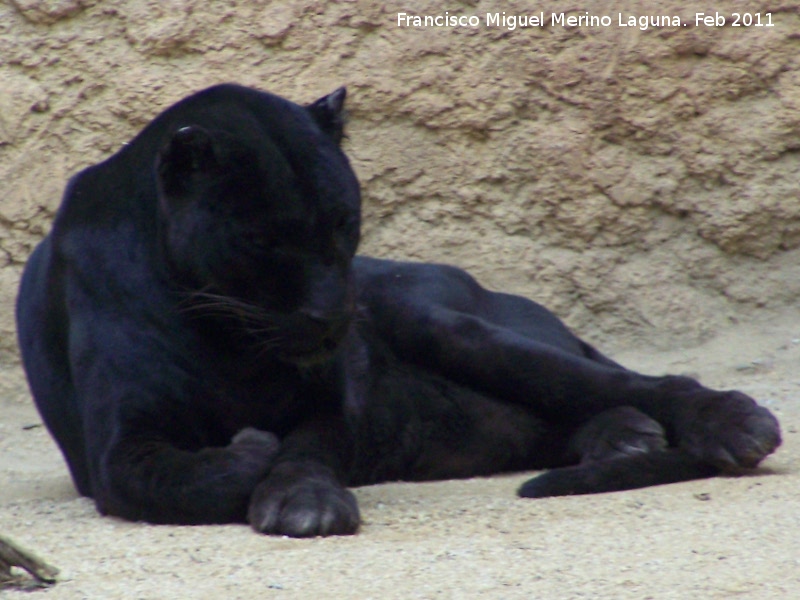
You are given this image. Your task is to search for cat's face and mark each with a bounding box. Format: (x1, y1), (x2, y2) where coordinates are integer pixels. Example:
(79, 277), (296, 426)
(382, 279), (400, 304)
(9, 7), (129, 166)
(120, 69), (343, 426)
(155, 88), (360, 365)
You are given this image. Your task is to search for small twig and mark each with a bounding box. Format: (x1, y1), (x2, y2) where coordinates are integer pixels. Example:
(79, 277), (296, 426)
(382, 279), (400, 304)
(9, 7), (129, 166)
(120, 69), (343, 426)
(0, 535), (58, 589)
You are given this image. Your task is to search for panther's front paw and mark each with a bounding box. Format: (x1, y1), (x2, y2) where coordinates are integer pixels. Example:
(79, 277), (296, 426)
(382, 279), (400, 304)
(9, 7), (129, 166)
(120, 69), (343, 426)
(247, 462), (360, 537)
(675, 390), (781, 470)
(226, 427), (281, 479)
(230, 427), (280, 456)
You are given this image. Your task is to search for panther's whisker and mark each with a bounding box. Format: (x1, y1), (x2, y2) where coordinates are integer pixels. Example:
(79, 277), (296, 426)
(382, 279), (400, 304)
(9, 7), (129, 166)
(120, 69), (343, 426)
(180, 291), (280, 329)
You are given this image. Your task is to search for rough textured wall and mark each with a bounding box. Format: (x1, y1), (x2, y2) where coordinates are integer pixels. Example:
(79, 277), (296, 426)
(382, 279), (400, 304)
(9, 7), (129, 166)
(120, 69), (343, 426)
(1, 0), (799, 362)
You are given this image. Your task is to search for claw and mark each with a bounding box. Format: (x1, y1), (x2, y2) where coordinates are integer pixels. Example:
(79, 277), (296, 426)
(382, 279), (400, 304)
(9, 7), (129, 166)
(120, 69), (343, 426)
(706, 446), (738, 470)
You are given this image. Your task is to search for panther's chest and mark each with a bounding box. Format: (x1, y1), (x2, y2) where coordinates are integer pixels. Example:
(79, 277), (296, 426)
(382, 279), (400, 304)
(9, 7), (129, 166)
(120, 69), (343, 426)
(186, 319), (349, 442)
(190, 353), (308, 440)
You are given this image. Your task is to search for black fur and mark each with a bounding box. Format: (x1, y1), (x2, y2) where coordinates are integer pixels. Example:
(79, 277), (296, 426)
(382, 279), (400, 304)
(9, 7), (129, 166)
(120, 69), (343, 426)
(16, 84), (781, 537)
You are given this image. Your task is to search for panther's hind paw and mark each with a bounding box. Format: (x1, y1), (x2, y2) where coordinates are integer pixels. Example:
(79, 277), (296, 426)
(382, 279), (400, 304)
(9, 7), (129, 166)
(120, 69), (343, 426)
(674, 390), (781, 470)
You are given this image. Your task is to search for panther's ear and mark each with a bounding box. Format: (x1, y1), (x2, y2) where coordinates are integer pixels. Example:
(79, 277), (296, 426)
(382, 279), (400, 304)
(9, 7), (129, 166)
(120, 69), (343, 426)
(307, 87), (347, 144)
(156, 125), (219, 195)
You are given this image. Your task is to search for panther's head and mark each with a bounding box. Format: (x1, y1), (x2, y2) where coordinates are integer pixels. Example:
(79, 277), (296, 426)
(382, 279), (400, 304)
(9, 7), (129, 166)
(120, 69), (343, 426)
(154, 85), (360, 366)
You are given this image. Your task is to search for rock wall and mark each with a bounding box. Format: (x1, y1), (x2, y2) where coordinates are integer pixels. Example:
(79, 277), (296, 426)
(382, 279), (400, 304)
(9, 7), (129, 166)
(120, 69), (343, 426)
(1, 0), (799, 362)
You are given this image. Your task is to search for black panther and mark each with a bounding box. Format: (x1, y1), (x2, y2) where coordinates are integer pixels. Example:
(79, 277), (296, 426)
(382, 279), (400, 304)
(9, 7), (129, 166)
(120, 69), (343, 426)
(16, 84), (781, 537)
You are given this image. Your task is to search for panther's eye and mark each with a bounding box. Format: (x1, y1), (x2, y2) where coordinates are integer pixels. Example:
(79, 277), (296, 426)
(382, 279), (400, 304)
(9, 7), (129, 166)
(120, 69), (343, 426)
(334, 212), (357, 235)
(245, 232), (272, 250)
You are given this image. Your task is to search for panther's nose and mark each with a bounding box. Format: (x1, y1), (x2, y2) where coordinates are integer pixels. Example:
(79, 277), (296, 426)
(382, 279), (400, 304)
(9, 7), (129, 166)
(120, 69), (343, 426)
(299, 308), (352, 351)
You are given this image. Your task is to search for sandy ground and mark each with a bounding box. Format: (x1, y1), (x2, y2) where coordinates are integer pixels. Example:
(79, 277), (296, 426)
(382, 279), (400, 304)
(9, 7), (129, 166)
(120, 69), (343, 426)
(1, 307), (799, 599)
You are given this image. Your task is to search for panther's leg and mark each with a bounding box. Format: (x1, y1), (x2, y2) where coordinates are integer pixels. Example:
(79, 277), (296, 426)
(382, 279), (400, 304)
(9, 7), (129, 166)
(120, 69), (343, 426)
(518, 407), (718, 497)
(97, 428), (280, 525)
(376, 304), (781, 472)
